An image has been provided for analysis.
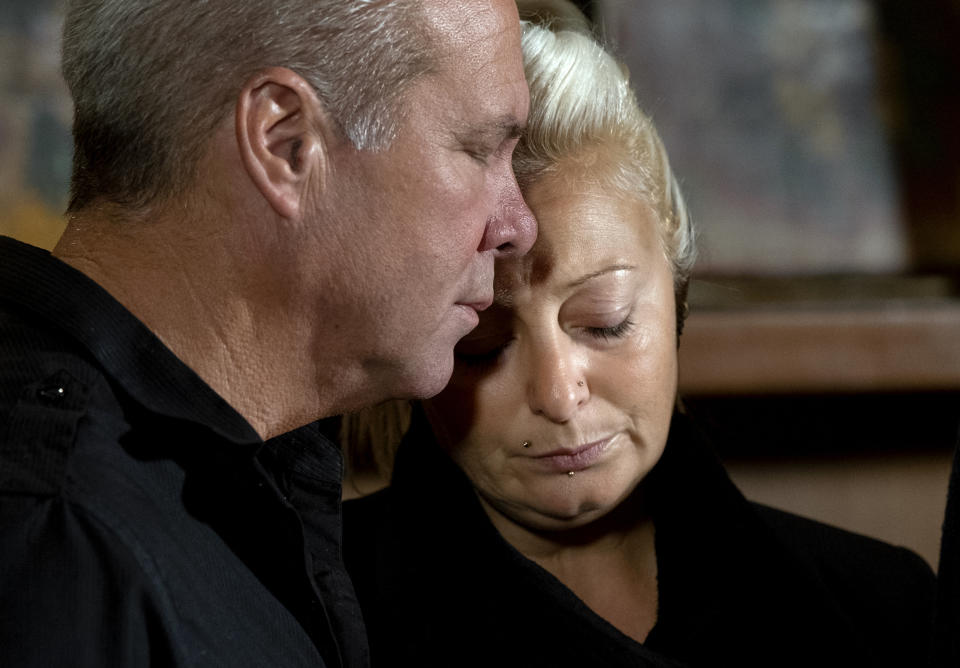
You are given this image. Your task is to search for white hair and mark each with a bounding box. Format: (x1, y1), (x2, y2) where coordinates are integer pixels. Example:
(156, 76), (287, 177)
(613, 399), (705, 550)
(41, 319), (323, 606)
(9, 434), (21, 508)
(514, 0), (697, 311)
(62, 0), (433, 211)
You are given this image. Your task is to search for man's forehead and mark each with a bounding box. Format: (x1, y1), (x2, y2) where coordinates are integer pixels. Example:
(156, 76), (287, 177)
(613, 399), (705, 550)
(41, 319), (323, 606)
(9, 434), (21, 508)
(416, 0), (528, 134)
(421, 0), (520, 60)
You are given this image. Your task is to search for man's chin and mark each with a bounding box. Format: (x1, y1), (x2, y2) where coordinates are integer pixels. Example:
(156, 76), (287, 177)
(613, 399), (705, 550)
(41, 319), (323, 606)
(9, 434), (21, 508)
(396, 348), (455, 401)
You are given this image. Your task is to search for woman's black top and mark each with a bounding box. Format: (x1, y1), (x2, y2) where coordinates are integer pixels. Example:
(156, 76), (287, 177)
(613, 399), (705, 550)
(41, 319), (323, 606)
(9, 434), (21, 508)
(343, 410), (935, 667)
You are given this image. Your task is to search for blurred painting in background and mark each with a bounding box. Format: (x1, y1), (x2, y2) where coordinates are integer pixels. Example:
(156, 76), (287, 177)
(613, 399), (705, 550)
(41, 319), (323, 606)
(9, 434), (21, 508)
(3, 0), (960, 272)
(599, 0), (902, 275)
(0, 0), (70, 250)
(596, 0), (960, 277)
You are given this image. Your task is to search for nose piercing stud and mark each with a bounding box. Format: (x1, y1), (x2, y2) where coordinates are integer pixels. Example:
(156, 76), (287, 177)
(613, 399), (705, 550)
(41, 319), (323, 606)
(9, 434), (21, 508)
(522, 440), (532, 448)
(577, 380), (584, 387)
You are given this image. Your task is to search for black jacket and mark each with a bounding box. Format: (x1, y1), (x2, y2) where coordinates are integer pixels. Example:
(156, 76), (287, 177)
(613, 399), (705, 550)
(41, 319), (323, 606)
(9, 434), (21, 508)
(0, 236), (368, 667)
(344, 408), (935, 667)
(933, 430), (960, 667)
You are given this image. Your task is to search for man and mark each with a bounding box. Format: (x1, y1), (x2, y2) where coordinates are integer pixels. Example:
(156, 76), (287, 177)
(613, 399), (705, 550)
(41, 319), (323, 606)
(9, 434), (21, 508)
(0, 0), (534, 665)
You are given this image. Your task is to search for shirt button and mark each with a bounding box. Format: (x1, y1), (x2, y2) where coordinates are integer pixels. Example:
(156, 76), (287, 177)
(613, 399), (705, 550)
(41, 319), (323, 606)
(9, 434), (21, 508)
(37, 385), (66, 401)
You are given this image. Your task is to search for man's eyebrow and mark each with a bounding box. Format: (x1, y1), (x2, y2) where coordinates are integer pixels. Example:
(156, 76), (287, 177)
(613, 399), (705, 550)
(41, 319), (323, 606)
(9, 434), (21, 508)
(503, 120), (526, 140)
(566, 264), (635, 289)
(460, 117), (526, 143)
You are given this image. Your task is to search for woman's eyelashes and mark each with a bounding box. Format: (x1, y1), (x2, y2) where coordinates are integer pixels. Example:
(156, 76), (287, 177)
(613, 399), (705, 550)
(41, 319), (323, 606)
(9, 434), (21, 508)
(585, 315), (636, 342)
(455, 314), (636, 370)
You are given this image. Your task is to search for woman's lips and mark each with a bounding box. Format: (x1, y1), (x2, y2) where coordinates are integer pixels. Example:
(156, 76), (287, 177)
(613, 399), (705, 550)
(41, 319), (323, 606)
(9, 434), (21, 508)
(528, 436), (613, 473)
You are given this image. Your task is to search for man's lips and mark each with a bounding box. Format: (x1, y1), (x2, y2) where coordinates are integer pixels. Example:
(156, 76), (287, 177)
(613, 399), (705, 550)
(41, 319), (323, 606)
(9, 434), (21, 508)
(527, 436), (614, 473)
(457, 295), (493, 312)
(453, 296), (491, 331)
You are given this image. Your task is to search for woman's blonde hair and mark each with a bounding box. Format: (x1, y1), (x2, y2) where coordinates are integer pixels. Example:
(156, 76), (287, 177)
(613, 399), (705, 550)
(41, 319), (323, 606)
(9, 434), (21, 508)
(513, 0), (696, 303)
(341, 0), (696, 489)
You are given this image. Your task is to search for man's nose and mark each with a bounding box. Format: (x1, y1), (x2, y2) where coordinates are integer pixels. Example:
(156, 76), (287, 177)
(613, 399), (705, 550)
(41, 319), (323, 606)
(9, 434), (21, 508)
(477, 172), (537, 257)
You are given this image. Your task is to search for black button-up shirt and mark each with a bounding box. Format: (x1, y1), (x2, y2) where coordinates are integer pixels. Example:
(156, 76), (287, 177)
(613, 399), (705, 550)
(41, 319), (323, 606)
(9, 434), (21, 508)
(0, 236), (368, 667)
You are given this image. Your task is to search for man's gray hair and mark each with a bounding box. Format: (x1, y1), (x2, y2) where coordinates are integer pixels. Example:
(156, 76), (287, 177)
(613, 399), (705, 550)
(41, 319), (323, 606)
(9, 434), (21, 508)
(62, 0), (433, 211)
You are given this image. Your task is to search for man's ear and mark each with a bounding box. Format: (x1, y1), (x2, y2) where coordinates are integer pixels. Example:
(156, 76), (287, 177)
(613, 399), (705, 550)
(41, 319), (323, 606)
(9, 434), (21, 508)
(235, 67), (334, 219)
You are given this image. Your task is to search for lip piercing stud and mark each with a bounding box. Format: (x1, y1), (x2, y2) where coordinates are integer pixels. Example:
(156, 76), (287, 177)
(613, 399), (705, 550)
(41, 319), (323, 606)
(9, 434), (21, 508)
(577, 380), (584, 386)
(522, 440), (532, 448)
(568, 471), (575, 477)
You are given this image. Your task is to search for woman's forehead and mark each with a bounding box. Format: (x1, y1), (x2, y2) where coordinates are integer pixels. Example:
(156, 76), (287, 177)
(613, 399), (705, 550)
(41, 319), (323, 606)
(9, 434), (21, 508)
(522, 179), (656, 261)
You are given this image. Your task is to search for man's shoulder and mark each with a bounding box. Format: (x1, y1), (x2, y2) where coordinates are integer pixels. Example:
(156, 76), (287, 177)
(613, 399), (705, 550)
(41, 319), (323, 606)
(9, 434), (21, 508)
(0, 295), (101, 396)
(0, 292), (92, 359)
(0, 471), (325, 667)
(0, 298), (117, 488)
(0, 490), (184, 666)
(0, 305), (173, 574)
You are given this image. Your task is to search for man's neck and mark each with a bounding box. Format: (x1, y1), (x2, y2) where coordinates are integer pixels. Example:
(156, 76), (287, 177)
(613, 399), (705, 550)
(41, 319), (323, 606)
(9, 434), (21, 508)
(52, 206), (350, 439)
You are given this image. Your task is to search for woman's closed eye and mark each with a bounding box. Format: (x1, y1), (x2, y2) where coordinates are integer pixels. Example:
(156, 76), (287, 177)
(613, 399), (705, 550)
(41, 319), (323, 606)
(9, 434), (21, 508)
(585, 316), (635, 342)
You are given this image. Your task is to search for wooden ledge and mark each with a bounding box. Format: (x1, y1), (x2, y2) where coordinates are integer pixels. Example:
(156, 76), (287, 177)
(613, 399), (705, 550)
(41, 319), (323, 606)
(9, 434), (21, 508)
(678, 302), (960, 394)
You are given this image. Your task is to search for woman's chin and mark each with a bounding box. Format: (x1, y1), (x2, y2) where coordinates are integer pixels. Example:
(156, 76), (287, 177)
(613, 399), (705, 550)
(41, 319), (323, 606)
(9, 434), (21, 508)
(502, 472), (647, 533)
(513, 492), (619, 531)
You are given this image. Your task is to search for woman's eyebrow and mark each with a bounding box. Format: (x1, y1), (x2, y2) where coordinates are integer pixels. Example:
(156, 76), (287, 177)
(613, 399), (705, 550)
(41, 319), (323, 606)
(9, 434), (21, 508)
(566, 264), (635, 289)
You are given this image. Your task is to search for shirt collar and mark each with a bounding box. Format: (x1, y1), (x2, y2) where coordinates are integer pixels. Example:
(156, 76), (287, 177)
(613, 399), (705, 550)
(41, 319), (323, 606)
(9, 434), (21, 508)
(0, 235), (261, 448)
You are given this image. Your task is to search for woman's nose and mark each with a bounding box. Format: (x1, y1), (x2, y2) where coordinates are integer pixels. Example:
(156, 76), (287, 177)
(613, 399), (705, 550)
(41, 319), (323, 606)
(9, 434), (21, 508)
(525, 338), (588, 423)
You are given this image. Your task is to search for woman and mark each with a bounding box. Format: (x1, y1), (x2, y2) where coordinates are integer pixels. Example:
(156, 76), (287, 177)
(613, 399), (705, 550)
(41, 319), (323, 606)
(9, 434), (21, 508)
(342, 3), (935, 666)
